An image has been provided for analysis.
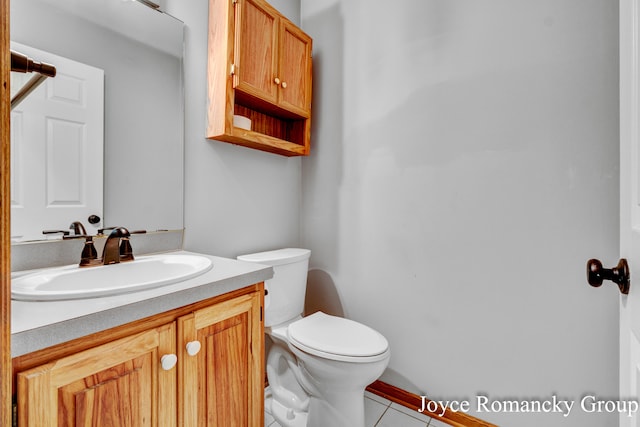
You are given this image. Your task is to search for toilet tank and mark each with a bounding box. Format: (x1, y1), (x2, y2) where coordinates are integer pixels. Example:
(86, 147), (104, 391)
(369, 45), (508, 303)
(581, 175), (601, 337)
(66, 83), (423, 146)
(237, 248), (310, 327)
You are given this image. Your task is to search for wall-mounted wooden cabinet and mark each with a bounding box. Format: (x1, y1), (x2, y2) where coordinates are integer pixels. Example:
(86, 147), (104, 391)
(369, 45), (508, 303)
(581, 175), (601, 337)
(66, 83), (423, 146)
(14, 287), (264, 426)
(207, 0), (312, 156)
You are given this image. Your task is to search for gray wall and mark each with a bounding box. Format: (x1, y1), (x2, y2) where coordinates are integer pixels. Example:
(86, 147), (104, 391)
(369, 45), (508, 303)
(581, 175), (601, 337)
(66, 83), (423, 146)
(300, 1), (620, 426)
(166, 0), (619, 425)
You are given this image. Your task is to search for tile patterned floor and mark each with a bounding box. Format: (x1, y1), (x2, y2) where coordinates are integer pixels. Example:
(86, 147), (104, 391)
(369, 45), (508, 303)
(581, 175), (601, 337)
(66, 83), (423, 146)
(265, 391), (452, 427)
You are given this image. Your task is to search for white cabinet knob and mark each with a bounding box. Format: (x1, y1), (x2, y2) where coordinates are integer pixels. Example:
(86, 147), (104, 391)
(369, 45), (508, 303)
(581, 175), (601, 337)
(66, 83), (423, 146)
(186, 340), (202, 356)
(160, 354), (178, 371)
(281, 81), (287, 89)
(274, 77), (281, 85)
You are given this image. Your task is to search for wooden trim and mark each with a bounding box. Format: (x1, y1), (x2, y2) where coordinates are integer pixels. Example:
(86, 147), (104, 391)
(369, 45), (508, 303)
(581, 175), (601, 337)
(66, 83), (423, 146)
(366, 381), (498, 427)
(1, 0), (12, 423)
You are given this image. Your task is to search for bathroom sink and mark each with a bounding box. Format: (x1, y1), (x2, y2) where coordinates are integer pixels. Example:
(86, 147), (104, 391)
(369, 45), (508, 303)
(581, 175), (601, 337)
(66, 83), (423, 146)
(11, 254), (213, 301)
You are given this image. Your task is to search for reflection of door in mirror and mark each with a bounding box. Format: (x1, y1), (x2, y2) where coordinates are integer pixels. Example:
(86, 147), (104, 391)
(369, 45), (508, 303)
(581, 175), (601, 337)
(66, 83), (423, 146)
(10, 42), (104, 242)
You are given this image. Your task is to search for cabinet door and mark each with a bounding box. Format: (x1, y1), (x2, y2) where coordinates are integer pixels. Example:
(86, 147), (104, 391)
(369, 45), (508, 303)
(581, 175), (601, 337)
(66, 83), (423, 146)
(277, 19), (312, 117)
(17, 323), (177, 427)
(179, 291), (263, 427)
(234, 0), (279, 105)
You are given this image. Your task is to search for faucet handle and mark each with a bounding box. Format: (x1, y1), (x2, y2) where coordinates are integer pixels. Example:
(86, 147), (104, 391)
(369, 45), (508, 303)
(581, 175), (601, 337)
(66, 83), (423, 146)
(63, 234), (89, 240)
(98, 227), (146, 236)
(119, 237), (134, 262)
(80, 236), (99, 266)
(42, 229), (70, 237)
(97, 226), (116, 235)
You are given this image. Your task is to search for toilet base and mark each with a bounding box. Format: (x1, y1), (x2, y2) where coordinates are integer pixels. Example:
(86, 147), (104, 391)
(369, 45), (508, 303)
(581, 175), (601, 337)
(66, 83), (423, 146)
(265, 387), (308, 427)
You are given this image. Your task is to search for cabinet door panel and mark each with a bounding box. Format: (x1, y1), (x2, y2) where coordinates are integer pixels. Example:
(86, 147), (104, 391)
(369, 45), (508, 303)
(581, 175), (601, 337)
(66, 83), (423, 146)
(179, 292), (263, 427)
(18, 323), (177, 427)
(235, 0), (278, 104)
(202, 312), (249, 426)
(278, 20), (312, 117)
(60, 354), (152, 427)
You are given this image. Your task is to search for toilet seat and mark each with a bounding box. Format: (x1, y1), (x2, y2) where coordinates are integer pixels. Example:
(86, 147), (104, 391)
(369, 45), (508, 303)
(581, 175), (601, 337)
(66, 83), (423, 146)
(287, 312), (389, 363)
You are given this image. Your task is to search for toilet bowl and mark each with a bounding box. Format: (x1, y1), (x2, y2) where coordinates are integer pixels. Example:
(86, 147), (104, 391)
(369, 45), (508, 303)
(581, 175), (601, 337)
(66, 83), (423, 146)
(237, 249), (390, 427)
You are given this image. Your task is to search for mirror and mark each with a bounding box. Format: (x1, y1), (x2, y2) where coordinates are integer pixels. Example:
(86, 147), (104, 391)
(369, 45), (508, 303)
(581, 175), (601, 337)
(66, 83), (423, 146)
(10, 0), (184, 242)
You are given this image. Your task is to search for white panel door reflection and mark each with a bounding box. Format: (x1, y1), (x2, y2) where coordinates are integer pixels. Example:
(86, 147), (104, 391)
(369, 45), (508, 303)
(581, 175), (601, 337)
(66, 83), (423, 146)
(10, 42), (103, 242)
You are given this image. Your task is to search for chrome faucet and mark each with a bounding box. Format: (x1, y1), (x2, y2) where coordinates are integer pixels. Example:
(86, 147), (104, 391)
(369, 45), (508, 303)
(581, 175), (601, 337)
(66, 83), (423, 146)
(102, 227), (134, 265)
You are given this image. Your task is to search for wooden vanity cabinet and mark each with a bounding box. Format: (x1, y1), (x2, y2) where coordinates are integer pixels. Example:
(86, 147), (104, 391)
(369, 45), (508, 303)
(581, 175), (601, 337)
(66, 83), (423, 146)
(207, 0), (312, 156)
(14, 285), (264, 427)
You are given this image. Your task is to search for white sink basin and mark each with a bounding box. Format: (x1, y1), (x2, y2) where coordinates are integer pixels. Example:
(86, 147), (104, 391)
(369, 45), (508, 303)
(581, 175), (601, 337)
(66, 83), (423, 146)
(12, 254), (213, 301)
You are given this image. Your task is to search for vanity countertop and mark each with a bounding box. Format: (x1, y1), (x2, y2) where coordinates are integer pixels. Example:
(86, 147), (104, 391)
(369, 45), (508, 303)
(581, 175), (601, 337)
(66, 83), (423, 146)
(11, 250), (273, 357)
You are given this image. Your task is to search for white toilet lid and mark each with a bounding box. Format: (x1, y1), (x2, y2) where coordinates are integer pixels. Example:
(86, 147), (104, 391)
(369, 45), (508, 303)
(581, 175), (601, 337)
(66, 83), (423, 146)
(287, 312), (389, 360)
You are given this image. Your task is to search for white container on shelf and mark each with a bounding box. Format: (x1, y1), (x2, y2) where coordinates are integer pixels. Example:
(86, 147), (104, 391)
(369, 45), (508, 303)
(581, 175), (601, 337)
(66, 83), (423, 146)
(233, 114), (251, 130)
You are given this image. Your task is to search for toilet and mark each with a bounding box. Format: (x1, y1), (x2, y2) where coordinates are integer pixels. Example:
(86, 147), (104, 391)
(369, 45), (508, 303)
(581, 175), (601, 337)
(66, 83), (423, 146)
(237, 248), (390, 427)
